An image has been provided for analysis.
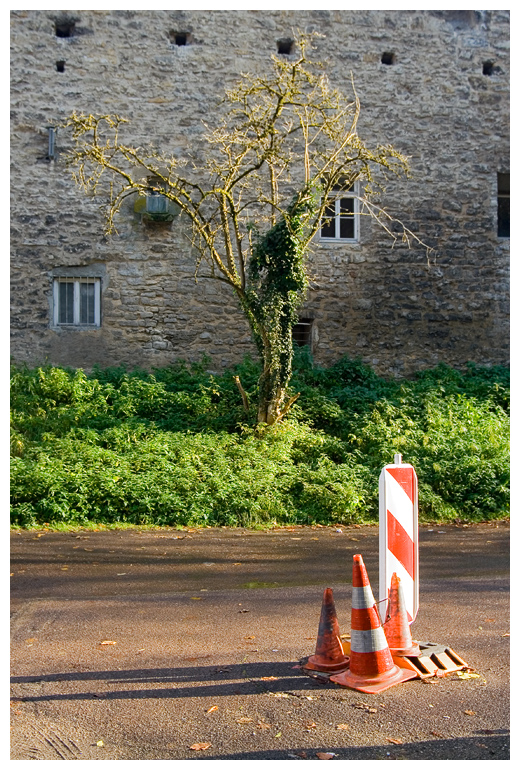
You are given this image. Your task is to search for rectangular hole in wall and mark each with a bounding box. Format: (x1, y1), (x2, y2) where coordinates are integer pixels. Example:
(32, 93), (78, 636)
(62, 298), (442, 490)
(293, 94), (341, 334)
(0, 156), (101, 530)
(292, 318), (313, 347)
(497, 172), (510, 238)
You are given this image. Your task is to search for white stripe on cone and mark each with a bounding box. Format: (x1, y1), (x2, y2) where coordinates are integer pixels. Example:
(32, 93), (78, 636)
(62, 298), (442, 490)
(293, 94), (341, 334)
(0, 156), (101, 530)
(351, 585), (377, 609)
(350, 627), (389, 653)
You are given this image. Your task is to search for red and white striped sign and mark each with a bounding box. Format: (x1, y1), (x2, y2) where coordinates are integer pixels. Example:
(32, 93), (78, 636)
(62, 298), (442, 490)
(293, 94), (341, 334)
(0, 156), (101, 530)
(379, 454), (419, 624)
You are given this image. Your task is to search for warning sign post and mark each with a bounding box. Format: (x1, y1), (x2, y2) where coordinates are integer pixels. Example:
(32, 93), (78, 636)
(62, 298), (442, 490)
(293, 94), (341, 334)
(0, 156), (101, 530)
(378, 454), (419, 624)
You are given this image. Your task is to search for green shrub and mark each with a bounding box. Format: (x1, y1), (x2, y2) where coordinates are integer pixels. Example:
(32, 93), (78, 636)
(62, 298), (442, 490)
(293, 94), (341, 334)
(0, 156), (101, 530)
(10, 357), (509, 528)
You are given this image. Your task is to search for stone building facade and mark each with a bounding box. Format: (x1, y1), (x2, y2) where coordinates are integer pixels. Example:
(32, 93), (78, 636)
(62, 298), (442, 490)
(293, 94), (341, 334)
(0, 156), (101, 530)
(10, 9), (509, 376)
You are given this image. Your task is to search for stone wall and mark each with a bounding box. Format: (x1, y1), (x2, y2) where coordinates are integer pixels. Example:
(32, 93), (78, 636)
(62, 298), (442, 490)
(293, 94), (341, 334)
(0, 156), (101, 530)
(10, 9), (509, 376)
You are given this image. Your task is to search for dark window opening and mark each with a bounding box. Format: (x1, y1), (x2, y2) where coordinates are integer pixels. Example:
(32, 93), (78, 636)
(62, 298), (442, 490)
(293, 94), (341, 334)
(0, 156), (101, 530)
(169, 30), (192, 46)
(56, 60), (65, 73)
(497, 172), (510, 238)
(381, 51), (396, 65)
(292, 319), (313, 348)
(277, 38), (295, 55)
(482, 60), (504, 76)
(55, 20), (75, 38)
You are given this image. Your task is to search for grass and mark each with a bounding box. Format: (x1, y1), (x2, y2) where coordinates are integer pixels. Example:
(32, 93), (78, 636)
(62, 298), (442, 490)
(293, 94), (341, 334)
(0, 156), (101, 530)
(10, 353), (509, 529)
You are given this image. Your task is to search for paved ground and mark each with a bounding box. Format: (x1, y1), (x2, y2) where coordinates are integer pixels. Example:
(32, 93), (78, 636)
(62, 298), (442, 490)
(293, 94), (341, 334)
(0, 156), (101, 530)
(11, 522), (509, 760)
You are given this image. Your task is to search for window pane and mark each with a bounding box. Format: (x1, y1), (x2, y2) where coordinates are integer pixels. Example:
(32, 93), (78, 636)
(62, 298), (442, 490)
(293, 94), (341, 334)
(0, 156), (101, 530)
(80, 282), (95, 324)
(321, 199), (336, 238)
(58, 282), (74, 324)
(146, 193), (168, 213)
(339, 197), (355, 239)
(498, 172), (510, 195)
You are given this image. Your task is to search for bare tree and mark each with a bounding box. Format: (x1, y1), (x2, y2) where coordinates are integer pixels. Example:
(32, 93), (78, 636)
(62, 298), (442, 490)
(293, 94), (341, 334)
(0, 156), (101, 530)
(66, 33), (425, 425)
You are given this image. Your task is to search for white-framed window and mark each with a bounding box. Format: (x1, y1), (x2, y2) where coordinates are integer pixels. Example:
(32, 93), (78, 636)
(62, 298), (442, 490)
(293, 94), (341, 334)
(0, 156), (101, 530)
(320, 184), (359, 242)
(53, 277), (101, 327)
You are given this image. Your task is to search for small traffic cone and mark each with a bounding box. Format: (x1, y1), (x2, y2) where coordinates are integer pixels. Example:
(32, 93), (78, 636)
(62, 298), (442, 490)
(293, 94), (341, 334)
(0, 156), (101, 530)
(330, 555), (416, 693)
(302, 588), (350, 674)
(383, 572), (421, 657)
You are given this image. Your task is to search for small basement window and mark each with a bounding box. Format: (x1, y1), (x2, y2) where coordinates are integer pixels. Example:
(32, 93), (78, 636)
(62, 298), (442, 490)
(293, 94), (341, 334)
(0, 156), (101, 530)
(277, 38), (295, 55)
(381, 52), (396, 65)
(56, 60), (66, 72)
(53, 277), (101, 327)
(497, 172), (510, 238)
(55, 20), (75, 38)
(292, 319), (314, 348)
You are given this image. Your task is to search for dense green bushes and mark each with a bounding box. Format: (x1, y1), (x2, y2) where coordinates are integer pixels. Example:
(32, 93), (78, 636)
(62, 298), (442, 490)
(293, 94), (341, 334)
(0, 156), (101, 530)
(10, 355), (509, 528)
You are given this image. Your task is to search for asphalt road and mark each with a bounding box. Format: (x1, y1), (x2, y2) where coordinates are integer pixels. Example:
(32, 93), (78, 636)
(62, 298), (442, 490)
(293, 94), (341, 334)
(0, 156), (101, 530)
(10, 522), (509, 761)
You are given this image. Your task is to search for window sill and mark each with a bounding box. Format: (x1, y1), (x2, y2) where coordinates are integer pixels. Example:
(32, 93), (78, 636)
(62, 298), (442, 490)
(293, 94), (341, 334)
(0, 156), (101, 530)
(319, 237), (359, 245)
(51, 324), (101, 331)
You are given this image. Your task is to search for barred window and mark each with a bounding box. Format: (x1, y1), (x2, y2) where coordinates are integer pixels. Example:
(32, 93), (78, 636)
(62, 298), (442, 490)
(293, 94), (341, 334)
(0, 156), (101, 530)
(53, 277), (101, 327)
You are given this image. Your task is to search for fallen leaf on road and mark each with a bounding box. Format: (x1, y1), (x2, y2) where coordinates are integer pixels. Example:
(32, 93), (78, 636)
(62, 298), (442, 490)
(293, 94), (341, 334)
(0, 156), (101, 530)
(336, 724), (350, 730)
(430, 731), (443, 737)
(501, 633), (510, 637)
(456, 672), (480, 680)
(484, 618), (495, 622)
(189, 743), (211, 751)
(206, 705), (218, 714)
(275, 731), (282, 738)
(305, 722), (317, 730)
(190, 597), (202, 600)
(96, 740), (105, 747)
(238, 609), (250, 613)
(244, 635), (255, 640)
(236, 717), (253, 724)
(387, 738), (403, 745)
(99, 640), (116, 645)
(464, 709), (476, 715)
(316, 752), (336, 759)
(257, 722), (271, 730)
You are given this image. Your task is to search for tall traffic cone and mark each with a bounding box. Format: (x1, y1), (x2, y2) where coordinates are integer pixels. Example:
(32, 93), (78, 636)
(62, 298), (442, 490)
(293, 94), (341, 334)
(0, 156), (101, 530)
(330, 555), (416, 693)
(383, 572), (421, 657)
(302, 588), (350, 674)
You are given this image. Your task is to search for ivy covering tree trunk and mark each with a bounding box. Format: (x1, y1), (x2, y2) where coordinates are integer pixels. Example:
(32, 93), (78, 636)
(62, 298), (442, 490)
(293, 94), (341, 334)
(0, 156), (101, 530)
(66, 33), (428, 425)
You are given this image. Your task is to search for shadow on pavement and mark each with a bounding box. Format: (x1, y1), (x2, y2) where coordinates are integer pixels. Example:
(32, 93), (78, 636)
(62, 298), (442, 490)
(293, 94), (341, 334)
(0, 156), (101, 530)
(11, 660), (333, 702)
(203, 734), (509, 760)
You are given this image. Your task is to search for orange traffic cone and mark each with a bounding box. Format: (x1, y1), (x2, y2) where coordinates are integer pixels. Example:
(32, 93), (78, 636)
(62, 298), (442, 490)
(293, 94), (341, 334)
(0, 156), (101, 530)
(303, 588), (350, 674)
(330, 555), (416, 693)
(383, 572), (421, 657)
